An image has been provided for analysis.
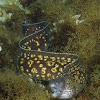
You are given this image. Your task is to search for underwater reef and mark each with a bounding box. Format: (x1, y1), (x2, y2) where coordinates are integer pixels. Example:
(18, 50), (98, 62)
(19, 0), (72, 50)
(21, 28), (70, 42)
(0, 0), (100, 100)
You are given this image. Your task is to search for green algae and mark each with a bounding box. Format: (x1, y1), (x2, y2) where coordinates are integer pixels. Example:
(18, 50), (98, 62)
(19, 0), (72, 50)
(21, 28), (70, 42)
(0, 0), (27, 23)
(0, 0), (100, 100)
(85, 64), (100, 100)
(0, 69), (51, 100)
(0, 26), (22, 70)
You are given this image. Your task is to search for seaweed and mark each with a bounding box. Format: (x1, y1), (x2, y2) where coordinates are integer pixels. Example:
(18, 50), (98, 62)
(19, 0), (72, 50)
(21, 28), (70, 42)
(0, 26), (22, 70)
(0, 69), (51, 100)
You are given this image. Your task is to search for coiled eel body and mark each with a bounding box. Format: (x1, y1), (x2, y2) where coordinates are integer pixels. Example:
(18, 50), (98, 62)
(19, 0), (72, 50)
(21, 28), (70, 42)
(18, 21), (86, 99)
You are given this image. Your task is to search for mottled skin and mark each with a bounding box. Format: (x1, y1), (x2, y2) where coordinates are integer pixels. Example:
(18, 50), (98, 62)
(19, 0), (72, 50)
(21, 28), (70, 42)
(18, 21), (86, 99)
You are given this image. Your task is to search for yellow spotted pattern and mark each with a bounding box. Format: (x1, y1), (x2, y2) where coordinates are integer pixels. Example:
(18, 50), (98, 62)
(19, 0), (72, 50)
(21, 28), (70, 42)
(18, 22), (86, 86)
(19, 51), (85, 83)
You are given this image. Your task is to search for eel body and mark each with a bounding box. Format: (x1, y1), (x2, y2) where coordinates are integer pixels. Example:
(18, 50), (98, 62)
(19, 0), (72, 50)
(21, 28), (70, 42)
(18, 21), (86, 99)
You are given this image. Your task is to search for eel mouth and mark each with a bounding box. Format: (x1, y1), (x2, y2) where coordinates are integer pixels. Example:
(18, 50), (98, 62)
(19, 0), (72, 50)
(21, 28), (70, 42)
(51, 87), (74, 99)
(49, 77), (75, 99)
(52, 89), (62, 98)
(59, 88), (75, 99)
(49, 78), (64, 98)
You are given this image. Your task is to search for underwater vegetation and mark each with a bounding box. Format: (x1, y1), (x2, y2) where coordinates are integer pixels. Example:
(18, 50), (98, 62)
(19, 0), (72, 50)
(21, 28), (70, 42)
(0, 25), (23, 70)
(0, 0), (100, 100)
(0, 69), (51, 100)
(0, 0), (30, 23)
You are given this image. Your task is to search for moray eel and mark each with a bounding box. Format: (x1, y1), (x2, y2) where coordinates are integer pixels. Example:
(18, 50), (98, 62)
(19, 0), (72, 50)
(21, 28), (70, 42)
(18, 21), (86, 99)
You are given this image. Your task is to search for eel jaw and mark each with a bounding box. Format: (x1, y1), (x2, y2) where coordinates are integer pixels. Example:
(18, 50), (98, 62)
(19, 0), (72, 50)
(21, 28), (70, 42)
(49, 77), (75, 99)
(49, 83), (62, 98)
(59, 86), (74, 99)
